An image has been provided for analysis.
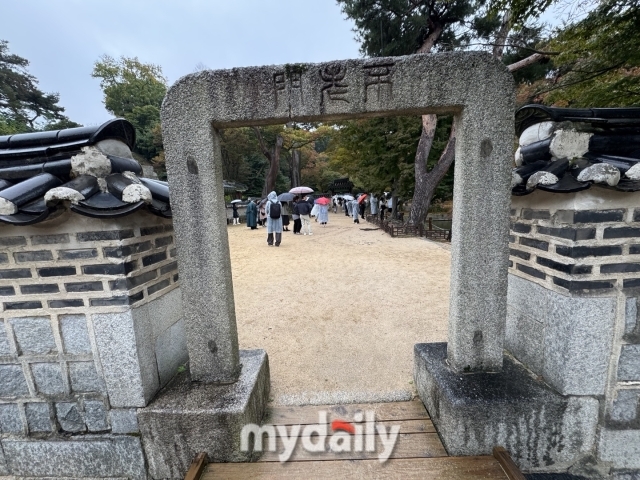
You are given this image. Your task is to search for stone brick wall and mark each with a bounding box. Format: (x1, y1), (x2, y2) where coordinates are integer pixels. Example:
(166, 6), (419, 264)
(0, 210), (185, 476)
(508, 188), (640, 471)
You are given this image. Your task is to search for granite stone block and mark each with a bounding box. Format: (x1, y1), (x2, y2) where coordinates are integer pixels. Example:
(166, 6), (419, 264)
(25, 402), (52, 433)
(610, 389), (640, 423)
(138, 349), (270, 478)
(10, 316), (56, 355)
(0, 403), (23, 433)
(84, 400), (108, 431)
(626, 298), (638, 335)
(59, 314), (92, 354)
(505, 306), (545, 374)
(31, 363), (65, 395)
(0, 322), (12, 355)
(414, 343), (598, 470)
(544, 290), (616, 395)
(155, 318), (188, 386)
(619, 345), (640, 381)
(146, 286), (182, 339)
(1, 436), (146, 479)
(93, 311), (152, 407)
(110, 408), (138, 434)
(69, 361), (104, 393)
(55, 402), (86, 432)
(598, 429), (640, 469)
(0, 365), (29, 397)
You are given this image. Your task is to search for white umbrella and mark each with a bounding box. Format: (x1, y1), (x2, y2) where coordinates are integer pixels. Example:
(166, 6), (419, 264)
(341, 194), (355, 201)
(289, 186), (314, 194)
(230, 199), (242, 204)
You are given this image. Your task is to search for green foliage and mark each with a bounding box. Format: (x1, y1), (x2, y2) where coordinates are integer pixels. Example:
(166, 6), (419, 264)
(92, 55), (167, 160)
(328, 115), (453, 201)
(0, 39), (77, 133)
(337, 0), (480, 56)
(542, 0), (640, 107)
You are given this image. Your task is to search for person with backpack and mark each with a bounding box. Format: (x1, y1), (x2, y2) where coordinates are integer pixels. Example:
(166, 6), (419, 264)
(265, 191), (283, 246)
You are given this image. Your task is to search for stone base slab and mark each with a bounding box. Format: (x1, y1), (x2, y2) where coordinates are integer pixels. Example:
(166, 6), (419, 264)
(0, 435), (146, 479)
(414, 342), (598, 472)
(137, 349), (270, 479)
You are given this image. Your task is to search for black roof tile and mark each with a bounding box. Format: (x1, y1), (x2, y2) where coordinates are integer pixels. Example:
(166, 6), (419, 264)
(513, 105), (640, 196)
(0, 118), (169, 225)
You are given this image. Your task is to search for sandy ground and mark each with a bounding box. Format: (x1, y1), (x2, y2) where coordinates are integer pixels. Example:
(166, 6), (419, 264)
(228, 211), (451, 406)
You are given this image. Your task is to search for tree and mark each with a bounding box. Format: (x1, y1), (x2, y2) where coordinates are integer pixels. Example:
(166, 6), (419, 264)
(530, 0), (640, 107)
(0, 39), (78, 134)
(92, 55), (167, 160)
(338, 0), (547, 223)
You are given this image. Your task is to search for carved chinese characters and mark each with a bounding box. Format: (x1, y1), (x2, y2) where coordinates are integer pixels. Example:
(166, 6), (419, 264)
(272, 59), (396, 112)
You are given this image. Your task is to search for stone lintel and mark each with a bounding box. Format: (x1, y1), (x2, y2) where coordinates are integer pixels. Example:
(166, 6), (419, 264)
(137, 349), (270, 478)
(414, 342), (598, 471)
(162, 52), (515, 375)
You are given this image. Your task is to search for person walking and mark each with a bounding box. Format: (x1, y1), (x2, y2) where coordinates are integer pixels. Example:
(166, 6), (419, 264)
(292, 197), (302, 234)
(317, 202), (329, 226)
(245, 199), (258, 230)
(232, 202), (240, 225)
(350, 199), (360, 224)
(281, 201), (291, 231)
(370, 193), (378, 217)
(265, 191), (283, 246)
(297, 196), (313, 235)
(259, 201), (267, 227)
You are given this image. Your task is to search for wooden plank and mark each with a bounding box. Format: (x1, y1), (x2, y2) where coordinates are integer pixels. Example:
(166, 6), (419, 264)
(256, 432), (447, 462)
(266, 400), (428, 426)
(204, 456), (508, 480)
(258, 419), (436, 437)
(493, 447), (526, 480)
(184, 452), (208, 480)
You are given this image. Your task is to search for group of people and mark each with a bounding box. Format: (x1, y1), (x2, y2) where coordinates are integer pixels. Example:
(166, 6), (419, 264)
(332, 193), (392, 224)
(237, 191), (390, 246)
(242, 192), (331, 246)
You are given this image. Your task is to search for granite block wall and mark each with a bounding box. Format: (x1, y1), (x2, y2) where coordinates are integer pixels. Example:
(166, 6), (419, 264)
(508, 188), (640, 473)
(0, 209), (186, 477)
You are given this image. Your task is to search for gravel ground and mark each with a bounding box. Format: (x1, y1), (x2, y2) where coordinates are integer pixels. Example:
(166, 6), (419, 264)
(228, 211), (451, 406)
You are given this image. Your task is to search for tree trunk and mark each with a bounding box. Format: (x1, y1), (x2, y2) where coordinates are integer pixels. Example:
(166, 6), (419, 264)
(291, 149), (301, 188)
(409, 118), (457, 225)
(253, 127), (283, 196)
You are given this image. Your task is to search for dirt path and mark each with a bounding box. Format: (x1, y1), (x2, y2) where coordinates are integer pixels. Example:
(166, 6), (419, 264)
(228, 211), (451, 405)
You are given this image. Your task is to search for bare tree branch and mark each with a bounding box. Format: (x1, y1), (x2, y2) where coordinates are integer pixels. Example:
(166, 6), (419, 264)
(507, 53), (547, 72)
(493, 11), (512, 60)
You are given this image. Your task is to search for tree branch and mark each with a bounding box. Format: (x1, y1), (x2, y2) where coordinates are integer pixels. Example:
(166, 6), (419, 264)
(507, 53), (546, 72)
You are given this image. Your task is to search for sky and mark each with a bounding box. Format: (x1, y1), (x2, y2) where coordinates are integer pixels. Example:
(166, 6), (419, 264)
(3, 0), (361, 127)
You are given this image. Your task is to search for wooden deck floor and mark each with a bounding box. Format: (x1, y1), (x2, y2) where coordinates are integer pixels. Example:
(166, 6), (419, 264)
(202, 400), (511, 479)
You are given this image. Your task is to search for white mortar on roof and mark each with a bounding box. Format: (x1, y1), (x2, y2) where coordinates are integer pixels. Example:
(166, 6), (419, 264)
(519, 121), (556, 147)
(549, 130), (592, 159)
(71, 147), (112, 178)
